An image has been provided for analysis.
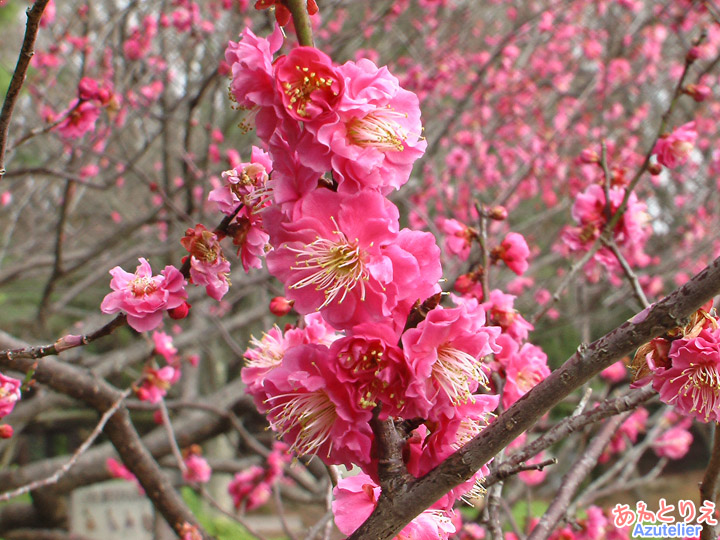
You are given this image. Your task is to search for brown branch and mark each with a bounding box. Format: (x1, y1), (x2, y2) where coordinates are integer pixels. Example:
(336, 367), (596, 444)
(527, 415), (627, 540)
(287, 0), (315, 47)
(604, 238), (651, 308)
(0, 354), (210, 539)
(700, 423), (720, 540)
(0, 389), (131, 503)
(0, 0), (51, 182)
(348, 253), (720, 540)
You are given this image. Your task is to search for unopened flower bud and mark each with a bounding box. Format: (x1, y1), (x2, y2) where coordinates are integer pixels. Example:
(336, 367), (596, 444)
(648, 163), (662, 175)
(684, 84), (711, 102)
(487, 206), (508, 221)
(168, 301), (191, 320)
(686, 46), (701, 62)
(454, 273), (476, 294)
(0, 424), (13, 439)
(54, 334), (83, 353)
(269, 296), (294, 317)
(580, 148), (599, 164)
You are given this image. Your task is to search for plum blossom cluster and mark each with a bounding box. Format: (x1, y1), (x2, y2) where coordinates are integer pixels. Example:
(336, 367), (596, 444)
(632, 302), (720, 423)
(0, 373), (21, 439)
(217, 26), (557, 537)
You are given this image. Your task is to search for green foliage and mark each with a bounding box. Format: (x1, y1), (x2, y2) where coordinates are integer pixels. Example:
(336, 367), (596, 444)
(181, 487), (285, 540)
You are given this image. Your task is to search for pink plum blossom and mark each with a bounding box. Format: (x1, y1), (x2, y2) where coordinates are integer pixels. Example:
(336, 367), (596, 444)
(0, 373), (21, 418)
(266, 189), (440, 330)
(274, 47), (343, 122)
(482, 289), (534, 341)
(500, 343), (550, 408)
(653, 121), (697, 168)
(254, 344), (374, 467)
(100, 258), (187, 332)
(311, 58), (427, 193)
(152, 331), (178, 364)
(332, 473), (455, 539)
(208, 146), (272, 214)
(55, 100), (101, 139)
(652, 328), (720, 422)
(183, 454), (212, 484)
(181, 224), (231, 301)
(438, 218), (475, 261)
(652, 417), (693, 460)
(227, 207), (270, 272)
(402, 303), (500, 420)
(495, 232), (530, 275)
(135, 365), (177, 404)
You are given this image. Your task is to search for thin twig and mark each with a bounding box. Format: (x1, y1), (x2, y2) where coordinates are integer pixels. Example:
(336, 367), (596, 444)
(0, 0), (51, 181)
(286, 0), (315, 47)
(604, 238), (651, 308)
(0, 388), (131, 502)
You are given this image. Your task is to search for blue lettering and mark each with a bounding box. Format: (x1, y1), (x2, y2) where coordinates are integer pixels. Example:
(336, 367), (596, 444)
(632, 522), (645, 537)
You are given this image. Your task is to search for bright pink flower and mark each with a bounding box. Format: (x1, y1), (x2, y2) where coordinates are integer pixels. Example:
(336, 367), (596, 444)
(332, 473), (455, 539)
(183, 454), (212, 484)
(330, 323), (415, 417)
(152, 331), (178, 364)
(208, 146), (273, 214)
(227, 207), (270, 272)
(266, 189), (440, 330)
(600, 360), (627, 383)
(402, 304), (500, 420)
(311, 58), (426, 193)
(500, 343), (550, 408)
(181, 224), (231, 301)
(495, 232), (530, 275)
(228, 465), (271, 510)
(482, 290), (534, 341)
(438, 218), (475, 261)
(561, 184), (648, 272)
(226, 26), (282, 109)
(653, 121), (697, 168)
(600, 407), (648, 463)
(0, 373), (21, 418)
(274, 47), (343, 122)
(257, 344), (374, 467)
(652, 418), (693, 460)
(100, 258), (187, 332)
(55, 100), (101, 139)
(135, 365), (177, 404)
(653, 328), (720, 422)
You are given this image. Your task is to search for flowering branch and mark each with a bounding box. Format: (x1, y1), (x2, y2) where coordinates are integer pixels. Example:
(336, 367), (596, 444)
(0, 0), (51, 182)
(348, 253), (720, 539)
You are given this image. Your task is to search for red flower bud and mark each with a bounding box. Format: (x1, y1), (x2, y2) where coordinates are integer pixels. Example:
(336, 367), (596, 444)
(0, 424), (13, 439)
(269, 296), (294, 317)
(580, 148), (599, 164)
(168, 301), (191, 320)
(686, 46), (701, 62)
(648, 163), (662, 175)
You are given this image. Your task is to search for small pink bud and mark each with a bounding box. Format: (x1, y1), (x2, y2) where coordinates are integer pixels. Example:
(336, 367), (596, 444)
(0, 424), (13, 439)
(78, 77), (99, 100)
(269, 296), (294, 317)
(579, 148), (599, 164)
(54, 334), (84, 352)
(487, 206), (508, 221)
(684, 84), (711, 102)
(168, 302), (191, 320)
(686, 46), (701, 62)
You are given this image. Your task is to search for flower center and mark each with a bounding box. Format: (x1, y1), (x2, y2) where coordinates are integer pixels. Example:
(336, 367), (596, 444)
(266, 390), (336, 457)
(283, 66), (335, 118)
(129, 276), (158, 297)
(289, 227), (369, 308)
(433, 344), (489, 404)
(347, 108), (408, 151)
(245, 328), (285, 370)
(674, 363), (720, 421)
